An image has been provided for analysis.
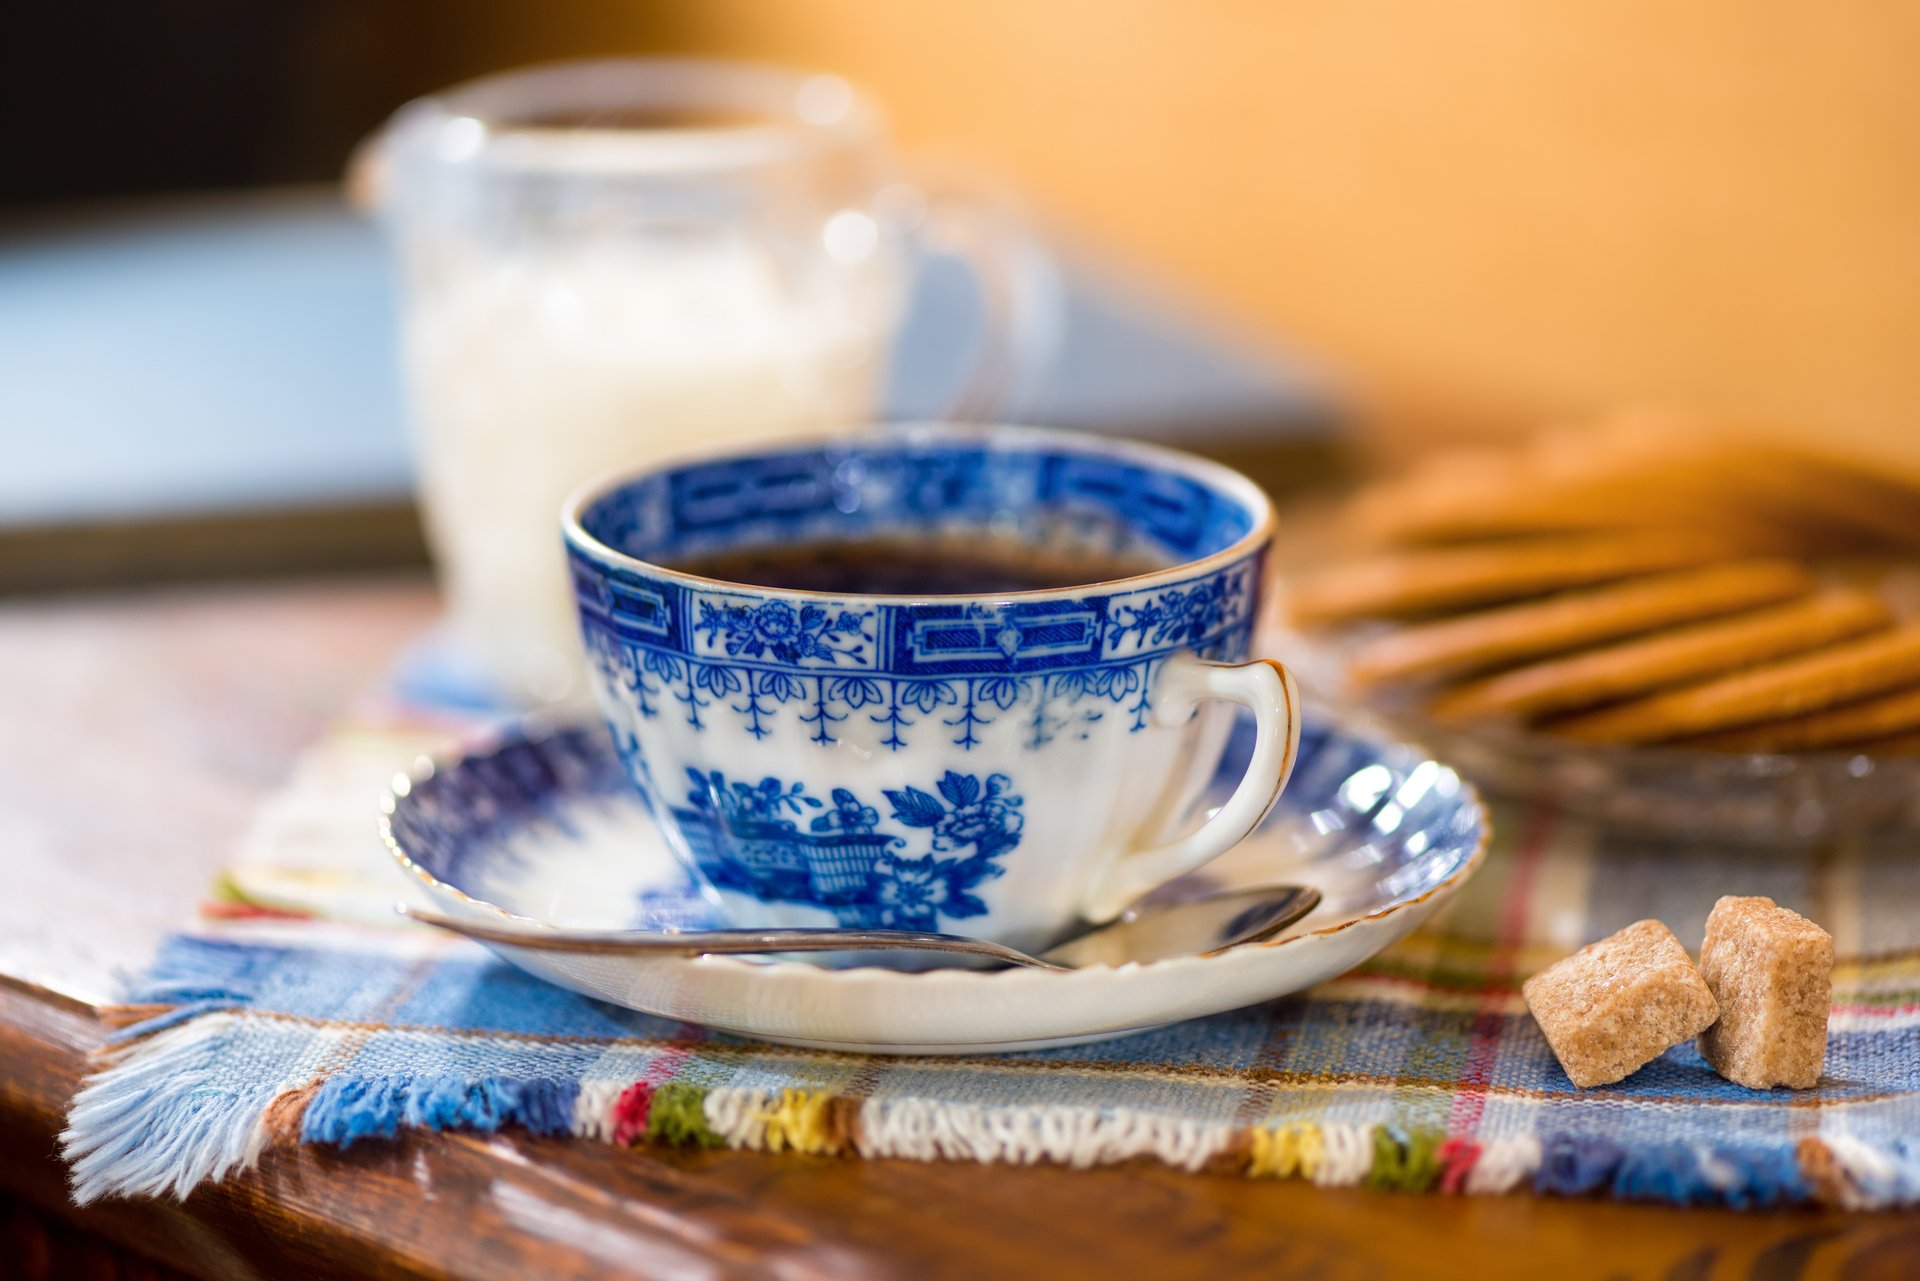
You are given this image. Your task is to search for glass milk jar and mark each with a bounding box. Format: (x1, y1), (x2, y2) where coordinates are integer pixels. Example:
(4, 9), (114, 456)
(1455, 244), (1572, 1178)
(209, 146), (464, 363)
(356, 60), (1049, 704)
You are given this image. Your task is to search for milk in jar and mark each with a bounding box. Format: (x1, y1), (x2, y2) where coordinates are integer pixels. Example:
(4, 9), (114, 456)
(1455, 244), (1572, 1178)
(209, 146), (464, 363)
(404, 237), (888, 703)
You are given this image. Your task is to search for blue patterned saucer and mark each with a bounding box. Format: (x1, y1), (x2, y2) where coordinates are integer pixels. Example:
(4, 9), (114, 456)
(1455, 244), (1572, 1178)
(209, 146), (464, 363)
(382, 715), (1488, 1053)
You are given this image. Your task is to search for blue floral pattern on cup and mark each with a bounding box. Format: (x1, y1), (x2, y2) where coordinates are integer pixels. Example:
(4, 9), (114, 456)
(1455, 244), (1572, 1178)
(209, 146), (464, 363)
(674, 767), (1023, 930)
(693, 599), (873, 666)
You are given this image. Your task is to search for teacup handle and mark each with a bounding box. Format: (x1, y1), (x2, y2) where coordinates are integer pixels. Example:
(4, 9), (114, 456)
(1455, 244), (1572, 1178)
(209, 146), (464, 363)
(1079, 653), (1303, 922)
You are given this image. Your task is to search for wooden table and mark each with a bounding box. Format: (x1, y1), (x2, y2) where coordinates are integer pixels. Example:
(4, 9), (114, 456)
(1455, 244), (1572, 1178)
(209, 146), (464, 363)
(3, 577), (1916, 1281)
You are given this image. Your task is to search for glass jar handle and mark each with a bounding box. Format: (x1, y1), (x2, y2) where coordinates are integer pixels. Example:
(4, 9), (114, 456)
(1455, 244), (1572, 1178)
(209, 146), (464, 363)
(904, 167), (1065, 423)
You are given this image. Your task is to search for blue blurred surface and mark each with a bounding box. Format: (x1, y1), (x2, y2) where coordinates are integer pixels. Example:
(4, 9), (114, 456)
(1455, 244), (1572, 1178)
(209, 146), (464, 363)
(0, 189), (1331, 526)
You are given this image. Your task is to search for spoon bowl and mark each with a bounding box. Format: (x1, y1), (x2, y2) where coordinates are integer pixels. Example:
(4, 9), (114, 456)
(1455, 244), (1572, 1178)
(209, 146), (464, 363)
(398, 884), (1320, 972)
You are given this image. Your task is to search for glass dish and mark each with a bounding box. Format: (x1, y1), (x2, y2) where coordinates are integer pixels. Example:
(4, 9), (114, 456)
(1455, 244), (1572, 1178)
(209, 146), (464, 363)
(1276, 628), (1920, 845)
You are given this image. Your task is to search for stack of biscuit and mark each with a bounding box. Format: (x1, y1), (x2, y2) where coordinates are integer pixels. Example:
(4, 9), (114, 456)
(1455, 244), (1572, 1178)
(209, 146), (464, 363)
(1284, 410), (1920, 754)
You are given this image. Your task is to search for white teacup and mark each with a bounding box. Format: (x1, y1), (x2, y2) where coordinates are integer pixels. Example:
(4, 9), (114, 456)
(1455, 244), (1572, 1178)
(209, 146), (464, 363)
(564, 423), (1299, 953)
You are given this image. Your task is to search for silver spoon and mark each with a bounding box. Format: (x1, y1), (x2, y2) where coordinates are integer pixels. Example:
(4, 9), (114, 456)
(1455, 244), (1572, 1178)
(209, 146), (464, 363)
(397, 884), (1320, 972)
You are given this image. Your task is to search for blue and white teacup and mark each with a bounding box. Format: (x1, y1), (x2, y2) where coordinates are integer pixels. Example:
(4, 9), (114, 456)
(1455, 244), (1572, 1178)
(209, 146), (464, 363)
(563, 423), (1300, 953)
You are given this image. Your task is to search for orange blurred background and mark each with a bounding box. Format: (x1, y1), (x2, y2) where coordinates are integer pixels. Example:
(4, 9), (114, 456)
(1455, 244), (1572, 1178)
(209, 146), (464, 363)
(14, 2), (1918, 464)
(435, 1), (1920, 466)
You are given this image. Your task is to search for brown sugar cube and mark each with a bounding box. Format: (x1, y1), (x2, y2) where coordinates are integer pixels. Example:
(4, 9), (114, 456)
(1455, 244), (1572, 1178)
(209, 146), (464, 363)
(1522, 920), (1719, 1088)
(1697, 896), (1833, 1089)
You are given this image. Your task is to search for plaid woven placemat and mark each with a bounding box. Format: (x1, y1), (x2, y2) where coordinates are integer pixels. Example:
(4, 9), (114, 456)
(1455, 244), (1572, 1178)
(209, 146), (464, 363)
(62, 650), (1920, 1209)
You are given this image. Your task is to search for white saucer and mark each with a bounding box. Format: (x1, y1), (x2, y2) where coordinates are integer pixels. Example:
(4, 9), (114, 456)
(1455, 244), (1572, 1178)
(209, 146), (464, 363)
(382, 716), (1488, 1053)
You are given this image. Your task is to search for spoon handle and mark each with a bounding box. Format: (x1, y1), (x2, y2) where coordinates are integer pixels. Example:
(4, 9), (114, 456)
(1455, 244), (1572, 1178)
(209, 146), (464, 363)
(396, 906), (1067, 970)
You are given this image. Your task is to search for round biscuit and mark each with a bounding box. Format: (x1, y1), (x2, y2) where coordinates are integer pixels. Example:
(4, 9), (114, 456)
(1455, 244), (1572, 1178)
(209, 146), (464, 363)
(1285, 531), (1736, 626)
(1348, 560), (1814, 687)
(1429, 589), (1893, 722)
(1551, 621), (1920, 743)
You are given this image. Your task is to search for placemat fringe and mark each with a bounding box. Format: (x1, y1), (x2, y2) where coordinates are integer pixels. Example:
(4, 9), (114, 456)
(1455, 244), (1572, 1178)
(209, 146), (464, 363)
(301, 1074), (581, 1146)
(61, 994), (1920, 1209)
(62, 1014), (279, 1205)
